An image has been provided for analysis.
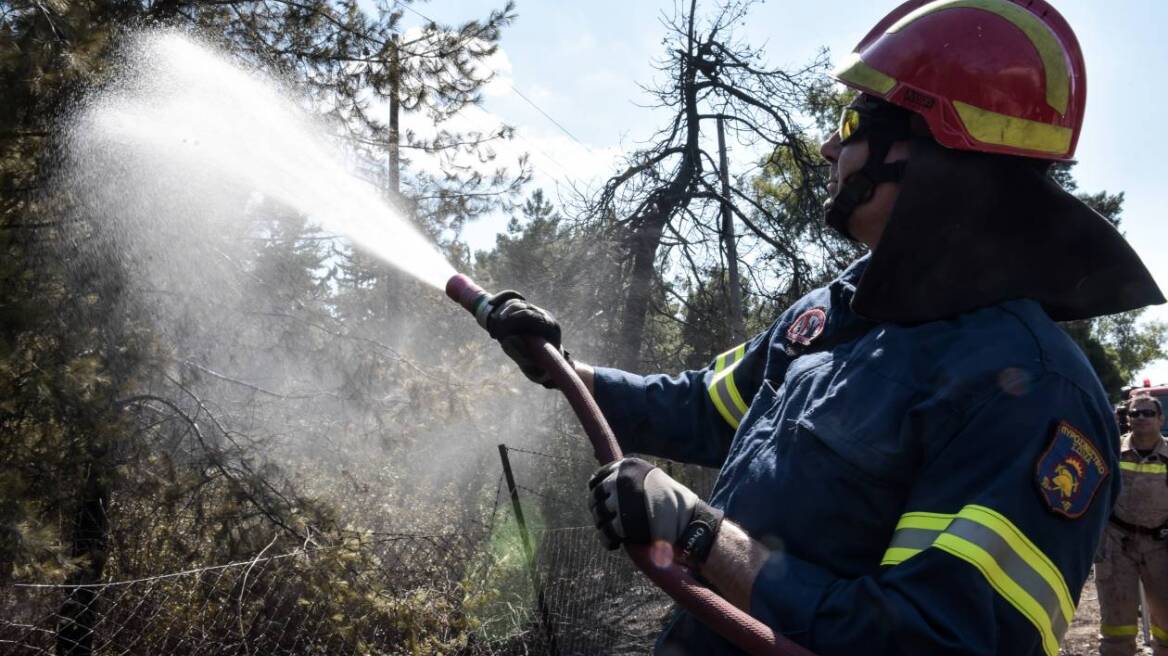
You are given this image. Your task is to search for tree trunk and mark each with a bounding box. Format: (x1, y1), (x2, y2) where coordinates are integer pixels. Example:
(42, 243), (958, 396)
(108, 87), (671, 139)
(614, 29), (703, 370)
(617, 213), (668, 370)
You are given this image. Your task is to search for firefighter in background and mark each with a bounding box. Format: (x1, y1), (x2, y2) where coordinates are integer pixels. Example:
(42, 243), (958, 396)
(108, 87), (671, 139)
(1117, 403), (1131, 434)
(1096, 395), (1168, 655)
(486, 1), (1164, 653)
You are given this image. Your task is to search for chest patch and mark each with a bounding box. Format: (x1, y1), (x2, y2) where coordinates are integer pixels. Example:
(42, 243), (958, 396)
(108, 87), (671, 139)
(786, 307), (827, 346)
(1035, 421), (1109, 519)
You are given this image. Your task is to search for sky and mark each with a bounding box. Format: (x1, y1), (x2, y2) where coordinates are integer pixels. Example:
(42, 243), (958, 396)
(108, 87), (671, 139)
(390, 0), (1168, 385)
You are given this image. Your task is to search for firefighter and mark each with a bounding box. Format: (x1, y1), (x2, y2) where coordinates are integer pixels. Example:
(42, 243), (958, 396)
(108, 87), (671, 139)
(488, 1), (1164, 653)
(1096, 395), (1168, 656)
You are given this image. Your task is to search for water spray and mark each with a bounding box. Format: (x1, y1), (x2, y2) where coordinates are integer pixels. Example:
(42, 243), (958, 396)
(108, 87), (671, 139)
(76, 31), (815, 654)
(446, 274), (815, 656)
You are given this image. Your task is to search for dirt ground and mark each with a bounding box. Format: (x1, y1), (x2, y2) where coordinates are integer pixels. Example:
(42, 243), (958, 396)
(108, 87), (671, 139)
(1061, 570), (1155, 656)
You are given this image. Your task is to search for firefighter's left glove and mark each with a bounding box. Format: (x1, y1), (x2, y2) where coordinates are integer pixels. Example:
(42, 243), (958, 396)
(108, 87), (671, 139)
(588, 457), (724, 567)
(485, 291), (569, 389)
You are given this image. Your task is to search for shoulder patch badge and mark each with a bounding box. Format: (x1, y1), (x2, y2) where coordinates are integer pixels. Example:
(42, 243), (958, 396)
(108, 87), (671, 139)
(1035, 421), (1109, 519)
(786, 307), (827, 346)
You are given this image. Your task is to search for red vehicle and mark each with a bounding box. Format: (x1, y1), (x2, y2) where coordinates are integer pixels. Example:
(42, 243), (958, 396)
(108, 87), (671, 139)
(1119, 380), (1168, 435)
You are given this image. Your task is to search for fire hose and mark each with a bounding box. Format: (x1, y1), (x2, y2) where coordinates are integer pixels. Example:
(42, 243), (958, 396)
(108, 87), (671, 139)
(447, 274), (816, 656)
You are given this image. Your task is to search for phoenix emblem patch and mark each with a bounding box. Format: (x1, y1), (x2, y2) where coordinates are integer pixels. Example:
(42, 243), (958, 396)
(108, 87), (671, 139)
(786, 307), (827, 346)
(1035, 421), (1109, 519)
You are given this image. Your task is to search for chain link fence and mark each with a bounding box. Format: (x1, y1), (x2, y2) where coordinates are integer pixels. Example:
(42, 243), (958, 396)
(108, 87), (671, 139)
(534, 527), (670, 655)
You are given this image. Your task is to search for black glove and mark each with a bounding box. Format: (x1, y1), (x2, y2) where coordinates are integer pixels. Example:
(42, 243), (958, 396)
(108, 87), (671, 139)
(485, 291), (569, 389)
(588, 457), (724, 567)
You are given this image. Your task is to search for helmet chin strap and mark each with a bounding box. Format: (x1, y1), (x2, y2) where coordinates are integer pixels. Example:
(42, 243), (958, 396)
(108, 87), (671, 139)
(824, 135), (908, 241)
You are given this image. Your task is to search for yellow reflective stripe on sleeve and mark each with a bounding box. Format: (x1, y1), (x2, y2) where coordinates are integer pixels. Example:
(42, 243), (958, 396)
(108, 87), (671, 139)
(881, 512), (958, 565)
(707, 344), (748, 429)
(895, 512), (955, 532)
(1100, 624), (1139, 637)
(932, 533), (1061, 656)
(885, 0), (1070, 114)
(880, 546), (923, 567)
(1153, 624), (1168, 642)
(1119, 461), (1168, 474)
(880, 505), (1074, 656)
(832, 52), (897, 95)
(958, 505), (1074, 623)
(953, 101), (1075, 156)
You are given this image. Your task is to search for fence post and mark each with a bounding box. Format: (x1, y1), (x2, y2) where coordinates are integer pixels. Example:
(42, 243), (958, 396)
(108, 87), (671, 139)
(497, 444), (559, 655)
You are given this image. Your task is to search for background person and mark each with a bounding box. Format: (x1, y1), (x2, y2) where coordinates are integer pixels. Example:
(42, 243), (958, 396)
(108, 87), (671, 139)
(1096, 395), (1168, 656)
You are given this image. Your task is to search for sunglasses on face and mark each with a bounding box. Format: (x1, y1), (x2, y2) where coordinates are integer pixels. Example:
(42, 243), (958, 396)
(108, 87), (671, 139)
(1130, 409), (1160, 418)
(837, 103), (913, 146)
(838, 106), (867, 145)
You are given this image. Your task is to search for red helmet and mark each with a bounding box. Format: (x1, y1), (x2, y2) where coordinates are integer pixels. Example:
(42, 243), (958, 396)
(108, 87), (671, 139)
(831, 0), (1086, 161)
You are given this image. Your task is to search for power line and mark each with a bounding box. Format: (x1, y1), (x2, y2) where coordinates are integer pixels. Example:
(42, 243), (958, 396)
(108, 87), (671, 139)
(459, 105), (582, 185)
(393, 1), (593, 153)
(394, 1), (435, 25)
(508, 85), (592, 152)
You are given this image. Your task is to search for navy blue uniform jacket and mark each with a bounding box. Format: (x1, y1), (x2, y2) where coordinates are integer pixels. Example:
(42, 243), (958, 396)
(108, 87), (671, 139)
(592, 257), (1119, 655)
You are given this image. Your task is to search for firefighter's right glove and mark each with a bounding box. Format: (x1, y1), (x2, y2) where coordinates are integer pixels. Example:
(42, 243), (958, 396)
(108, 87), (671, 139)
(485, 291), (568, 389)
(588, 457), (724, 567)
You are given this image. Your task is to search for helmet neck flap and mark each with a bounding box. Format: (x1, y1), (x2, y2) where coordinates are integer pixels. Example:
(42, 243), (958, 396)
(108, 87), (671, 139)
(851, 139), (1165, 323)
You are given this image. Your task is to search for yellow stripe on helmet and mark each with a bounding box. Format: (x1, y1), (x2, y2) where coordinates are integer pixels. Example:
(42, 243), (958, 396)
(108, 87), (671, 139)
(832, 52), (897, 95)
(952, 101), (1074, 155)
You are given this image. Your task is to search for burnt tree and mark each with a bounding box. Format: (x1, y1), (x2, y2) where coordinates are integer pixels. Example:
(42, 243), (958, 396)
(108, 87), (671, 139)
(592, 0), (828, 369)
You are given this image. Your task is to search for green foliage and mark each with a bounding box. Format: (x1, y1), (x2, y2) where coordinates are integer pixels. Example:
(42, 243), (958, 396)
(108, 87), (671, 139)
(462, 506), (544, 642)
(802, 78), (857, 137)
(475, 189), (624, 361)
(1063, 313), (1167, 401)
(678, 270), (752, 369)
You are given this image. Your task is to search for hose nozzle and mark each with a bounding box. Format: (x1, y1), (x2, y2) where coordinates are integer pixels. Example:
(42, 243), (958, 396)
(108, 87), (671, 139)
(446, 273), (494, 329)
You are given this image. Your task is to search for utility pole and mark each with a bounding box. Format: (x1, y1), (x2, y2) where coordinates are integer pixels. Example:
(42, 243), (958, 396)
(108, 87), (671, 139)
(384, 34), (402, 324)
(387, 34), (401, 199)
(717, 115), (746, 342)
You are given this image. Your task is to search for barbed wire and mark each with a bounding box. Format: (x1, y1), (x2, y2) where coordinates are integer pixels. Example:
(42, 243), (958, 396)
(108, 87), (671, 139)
(487, 470), (505, 532)
(516, 483), (568, 504)
(2, 531), (503, 656)
(12, 551), (307, 590)
(504, 444), (588, 464)
(13, 531), (476, 590)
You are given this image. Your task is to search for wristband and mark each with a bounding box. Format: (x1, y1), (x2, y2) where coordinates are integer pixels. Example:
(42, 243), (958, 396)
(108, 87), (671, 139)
(675, 502), (724, 567)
